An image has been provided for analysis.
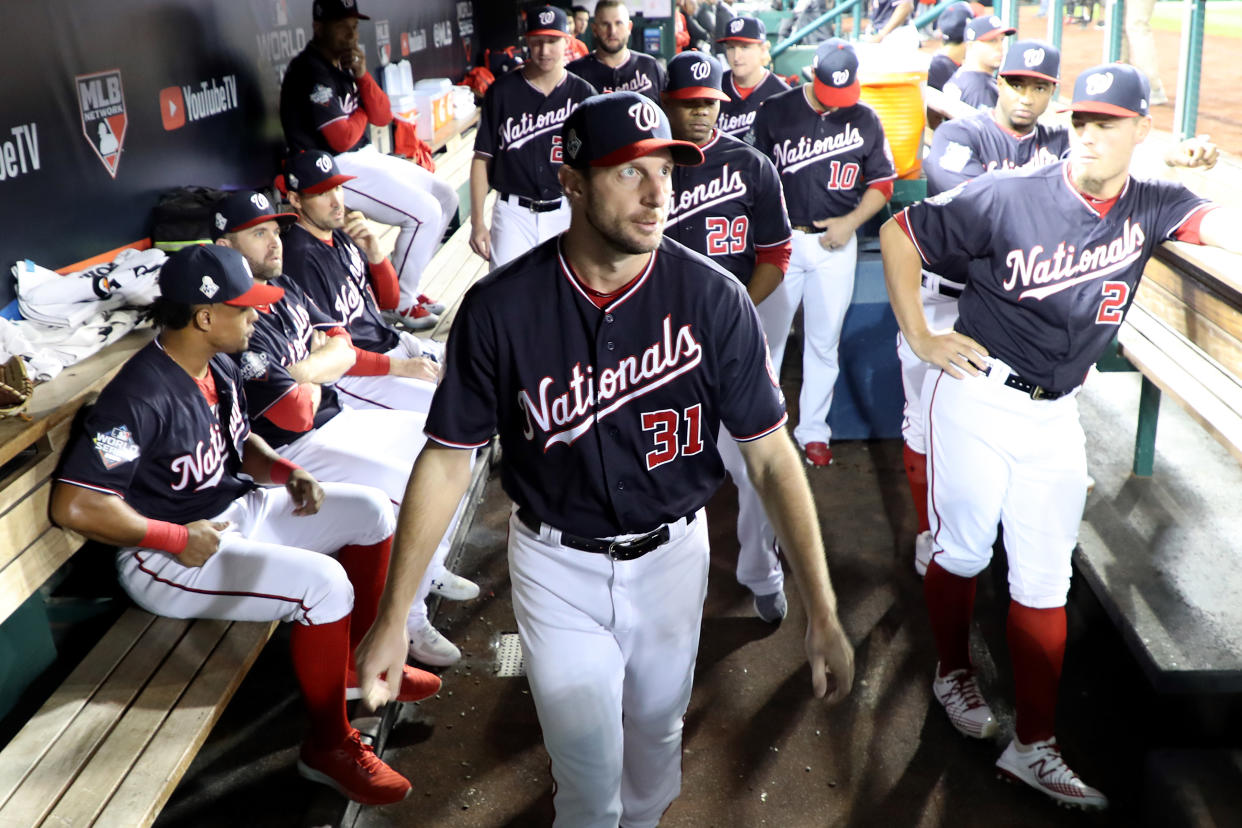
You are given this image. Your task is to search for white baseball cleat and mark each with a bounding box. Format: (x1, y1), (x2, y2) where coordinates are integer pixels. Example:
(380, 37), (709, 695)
(431, 571), (480, 601)
(407, 619), (462, 667)
(995, 738), (1109, 810)
(932, 664), (999, 739)
(914, 530), (933, 577)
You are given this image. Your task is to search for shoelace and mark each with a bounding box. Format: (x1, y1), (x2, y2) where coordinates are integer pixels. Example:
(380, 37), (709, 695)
(1027, 742), (1077, 782)
(944, 672), (988, 711)
(346, 732), (385, 776)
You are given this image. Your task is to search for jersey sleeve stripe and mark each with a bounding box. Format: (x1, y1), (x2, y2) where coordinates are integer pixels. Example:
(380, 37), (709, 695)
(55, 478), (125, 499)
(895, 210), (931, 265)
(426, 432), (491, 450)
(474, 150), (494, 159)
(1167, 202), (1214, 239)
(318, 114), (348, 128)
(755, 234), (793, 248)
(247, 383), (298, 418)
(865, 172), (898, 184)
(732, 412), (789, 442)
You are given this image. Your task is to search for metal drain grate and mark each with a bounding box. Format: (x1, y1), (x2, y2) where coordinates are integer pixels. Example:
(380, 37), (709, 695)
(494, 632), (526, 677)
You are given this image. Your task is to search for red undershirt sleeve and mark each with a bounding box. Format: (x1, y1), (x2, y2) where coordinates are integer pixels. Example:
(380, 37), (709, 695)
(265, 385), (317, 432)
(368, 259), (400, 309)
(357, 72), (393, 127)
(868, 180), (895, 200)
(1172, 205), (1217, 244)
(320, 110), (370, 152)
(348, 348), (391, 376)
(755, 240), (792, 274)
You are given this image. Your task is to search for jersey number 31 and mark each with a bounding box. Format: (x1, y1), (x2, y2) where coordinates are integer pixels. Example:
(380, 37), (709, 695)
(642, 405), (704, 470)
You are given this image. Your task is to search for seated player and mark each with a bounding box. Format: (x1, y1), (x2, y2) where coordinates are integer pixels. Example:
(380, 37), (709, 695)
(50, 244), (438, 806)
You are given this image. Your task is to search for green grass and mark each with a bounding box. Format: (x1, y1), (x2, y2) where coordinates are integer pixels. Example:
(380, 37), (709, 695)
(1151, 0), (1242, 37)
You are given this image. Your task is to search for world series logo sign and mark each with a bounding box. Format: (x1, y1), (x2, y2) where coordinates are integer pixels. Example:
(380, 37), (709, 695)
(76, 69), (127, 178)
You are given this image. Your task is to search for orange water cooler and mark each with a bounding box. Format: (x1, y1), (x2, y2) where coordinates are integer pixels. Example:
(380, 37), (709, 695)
(856, 45), (929, 180)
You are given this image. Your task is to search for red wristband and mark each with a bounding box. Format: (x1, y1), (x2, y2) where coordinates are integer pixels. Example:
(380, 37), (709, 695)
(271, 457), (303, 485)
(141, 519), (189, 555)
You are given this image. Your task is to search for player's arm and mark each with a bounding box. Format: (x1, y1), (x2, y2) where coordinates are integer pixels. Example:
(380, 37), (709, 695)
(287, 329), (357, 384)
(748, 159), (793, 306)
(351, 55), (393, 127)
(736, 430), (853, 703)
(1195, 207), (1242, 254)
(874, 0), (913, 39)
(747, 262), (785, 306)
(924, 124), (985, 194)
(879, 214), (988, 375)
(355, 442), (475, 706)
(1164, 135), (1220, 170)
(50, 485), (227, 568)
(469, 155), (493, 260)
(239, 432), (323, 516)
(814, 186), (890, 250)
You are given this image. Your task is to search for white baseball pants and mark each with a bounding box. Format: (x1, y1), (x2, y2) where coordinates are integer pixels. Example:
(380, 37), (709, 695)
(896, 284), (960, 453)
(117, 483), (395, 626)
(925, 359), (1086, 608)
(337, 145), (459, 309)
(757, 230), (857, 447)
(509, 508), (710, 828)
(335, 330), (438, 414)
(488, 196), (571, 270)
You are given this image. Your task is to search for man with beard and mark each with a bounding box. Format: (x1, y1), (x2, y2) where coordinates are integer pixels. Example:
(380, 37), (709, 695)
(354, 92), (854, 827)
(567, 0), (668, 102)
(470, 5), (597, 269)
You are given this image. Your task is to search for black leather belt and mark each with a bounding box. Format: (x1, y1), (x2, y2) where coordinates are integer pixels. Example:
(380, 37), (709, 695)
(516, 507), (693, 561)
(791, 224), (823, 234)
(921, 273), (963, 298)
(999, 371), (1071, 400)
(501, 193), (564, 213)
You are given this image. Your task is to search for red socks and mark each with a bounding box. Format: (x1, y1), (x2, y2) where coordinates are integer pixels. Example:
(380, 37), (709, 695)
(924, 560), (977, 676)
(290, 616), (351, 749)
(903, 444), (931, 533)
(1008, 600), (1066, 744)
(338, 536), (393, 654)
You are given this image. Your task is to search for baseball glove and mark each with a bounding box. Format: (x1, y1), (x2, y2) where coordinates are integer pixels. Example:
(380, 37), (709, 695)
(0, 355), (34, 420)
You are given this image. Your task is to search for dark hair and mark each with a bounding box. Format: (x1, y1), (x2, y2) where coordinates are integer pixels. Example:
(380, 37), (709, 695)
(572, 5), (589, 13)
(146, 296), (196, 330)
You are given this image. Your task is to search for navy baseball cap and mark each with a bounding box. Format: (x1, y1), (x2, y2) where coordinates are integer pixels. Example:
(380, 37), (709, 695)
(159, 244), (284, 310)
(211, 191), (297, 241)
(937, 3), (974, 42)
(664, 52), (730, 102)
(718, 15), (766, 44)
(313, 0), (370, 22)
(965, 15), (1015, 42)
(526, 5), (572, 38)
(812, 39), (860, 109)
(276, 150), (357, 196)
(1067, 63), (1150, 117)
(562, 92), (704, 169)
(1000, 40), (1060, 83)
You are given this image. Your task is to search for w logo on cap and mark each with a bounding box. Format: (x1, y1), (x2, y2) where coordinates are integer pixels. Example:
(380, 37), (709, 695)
(832, 69), (850, 85)
(1085, 71), (1114, 95)
(539, 9), (554, 25)
(315, 154), (332, 172)
(690, 60), (710, 80)
(628, 100), (660, 132)
(730, 18), (744, 32)
(1024, 48), (1045, 68)
(250, 193), (270, 210)
(200, 276), (220, 298)
(214, 213), (227, 230)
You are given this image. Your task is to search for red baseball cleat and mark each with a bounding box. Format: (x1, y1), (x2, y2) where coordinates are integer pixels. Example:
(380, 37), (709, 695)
(346, 664), (441, 703)
(297, 729), (411, 805)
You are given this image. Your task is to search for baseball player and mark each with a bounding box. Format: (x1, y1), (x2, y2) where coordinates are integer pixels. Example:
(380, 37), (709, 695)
(942, 16), (1015, 111)
(567, 1), (668, 102)
(217, 184), (476, 668)
(279, 0), (455, 329)
(715, 16), (789, 142)
(864, 0), (919, 51)
(880, 63), (1238, 810)
(50, 244), (440, 805)
(660, 51), (795, 622)
(469, 6), (596, 270)
(926, 2), (974, 92)
(355, 92), (854, 827)
(752, 39), (896, 467)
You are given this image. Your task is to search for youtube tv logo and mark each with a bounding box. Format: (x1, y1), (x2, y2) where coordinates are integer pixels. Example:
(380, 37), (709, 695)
(159, 86), (186, 130)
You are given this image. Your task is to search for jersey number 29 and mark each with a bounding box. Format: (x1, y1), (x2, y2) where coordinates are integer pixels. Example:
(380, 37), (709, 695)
(642, 405), (704, 470)
(705, 216), (749, 255)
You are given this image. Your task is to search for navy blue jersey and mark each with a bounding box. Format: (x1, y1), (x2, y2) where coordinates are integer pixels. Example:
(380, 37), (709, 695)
(58, 340), (254, 524)
(425, 236), (787, 538)
(233, 275), (343, 449)
(943, 68), (998, 111)
(474, 70), (597, 201)
(870, 0), (911, 29)
(280, 46), (368, 154)
(900, 163), (1211, 391)
(752, 87), (896, 225)
(282, 224), (400, 354)
(927, 53), (960, 92)
(717, 70), (789, 141)
(566, 52), (667, 102)
(665, 130), (791, 284)
(925, 113), (1070, 196)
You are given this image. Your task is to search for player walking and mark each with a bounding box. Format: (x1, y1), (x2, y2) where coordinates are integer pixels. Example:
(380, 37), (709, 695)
(470, 6), (597, 270)
(752, 39), (896, 467)
(926, 3), (974, 92)
(355, 91), (854, 827)
(280, 0), (455, 329)
(942, 16), (1015, 111)
(714, 16), (788, 142)
(660, 51), (795, 622)
(567, 1), (667, 102)
(881, 63), (1239, 809)
(50, 244), (439, 805)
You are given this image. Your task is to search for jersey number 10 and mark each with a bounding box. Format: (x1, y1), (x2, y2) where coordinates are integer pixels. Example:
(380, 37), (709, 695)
(825, 161), (860, 190)
(642, 404), (704, 470)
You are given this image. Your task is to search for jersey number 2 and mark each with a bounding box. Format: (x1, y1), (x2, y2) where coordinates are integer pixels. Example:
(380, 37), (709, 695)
(705, 216), (749, 255)
(1095, 281), (1130, 325)
(641, 405), (704, 470)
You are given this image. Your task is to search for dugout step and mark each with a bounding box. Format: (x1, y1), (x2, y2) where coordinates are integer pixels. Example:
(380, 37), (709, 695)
(1144, 750), (1242, 828)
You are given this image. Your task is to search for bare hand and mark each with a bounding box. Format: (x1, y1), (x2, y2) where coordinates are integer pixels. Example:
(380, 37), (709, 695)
(1167, 135), (1219, 170)
(469, 221), (491, 261)
(286, 469), (324, 516)
(348, 45), (367, 79)
(814, 217), (855, 251)
(805, 611), (854, 703)
(353, 617), (410, 711)
(910, 330), (989, 379)
(305, 381), (323, 414)
(309, 329), (328, 352)
(181, 520), (229, 567)
(344, 211), (384, 263)
(390, 356), (441, 382)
